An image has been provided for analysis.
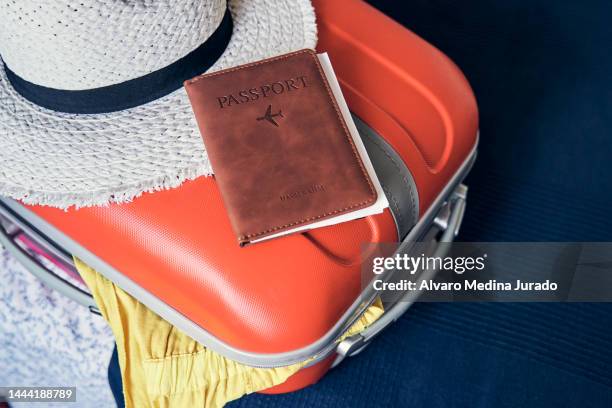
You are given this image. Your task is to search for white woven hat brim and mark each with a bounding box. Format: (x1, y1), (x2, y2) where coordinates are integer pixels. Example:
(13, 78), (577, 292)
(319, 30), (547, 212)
(0, 0), (317, 209)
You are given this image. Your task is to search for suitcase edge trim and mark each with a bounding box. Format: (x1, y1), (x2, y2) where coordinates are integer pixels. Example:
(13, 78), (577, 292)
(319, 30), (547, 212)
(0, 133), (477, 368)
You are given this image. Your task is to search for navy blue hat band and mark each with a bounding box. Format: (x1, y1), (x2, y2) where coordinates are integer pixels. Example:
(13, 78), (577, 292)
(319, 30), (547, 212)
(3, 9), (233, 114)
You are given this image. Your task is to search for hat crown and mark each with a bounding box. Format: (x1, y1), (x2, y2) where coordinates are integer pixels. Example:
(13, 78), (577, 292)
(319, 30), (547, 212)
(0, 0), (227, 90)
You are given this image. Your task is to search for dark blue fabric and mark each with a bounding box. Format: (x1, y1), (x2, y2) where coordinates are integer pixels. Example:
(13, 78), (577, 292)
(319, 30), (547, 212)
(229, 304), (612, 408)
(4, 10), (232, 114)
(108, 346), (125, 408)
(109, 1), (612, 406)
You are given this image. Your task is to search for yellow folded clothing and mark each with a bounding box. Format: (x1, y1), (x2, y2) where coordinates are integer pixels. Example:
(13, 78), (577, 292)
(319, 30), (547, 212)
(75, 258), (384, 408)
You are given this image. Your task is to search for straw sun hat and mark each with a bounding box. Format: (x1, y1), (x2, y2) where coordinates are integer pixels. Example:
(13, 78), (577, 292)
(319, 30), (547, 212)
(0, 0), (317, 208)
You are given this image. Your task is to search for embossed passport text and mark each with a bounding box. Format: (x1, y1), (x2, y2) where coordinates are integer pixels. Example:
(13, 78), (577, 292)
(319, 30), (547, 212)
(185, 49), (387, 245)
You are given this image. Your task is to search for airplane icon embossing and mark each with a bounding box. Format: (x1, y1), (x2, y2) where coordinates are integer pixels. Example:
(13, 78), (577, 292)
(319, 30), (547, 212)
(256, 104), (284, 127)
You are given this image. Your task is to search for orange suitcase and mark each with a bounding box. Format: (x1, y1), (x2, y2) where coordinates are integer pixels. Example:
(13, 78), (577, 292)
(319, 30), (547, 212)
(0, 0), (478, 392)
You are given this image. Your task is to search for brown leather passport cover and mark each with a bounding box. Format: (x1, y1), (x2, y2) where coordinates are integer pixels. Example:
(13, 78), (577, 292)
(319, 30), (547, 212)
(185, 49), (376, 245)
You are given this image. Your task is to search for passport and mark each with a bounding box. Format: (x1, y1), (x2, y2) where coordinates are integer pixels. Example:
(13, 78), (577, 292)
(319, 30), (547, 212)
(185, 49), (388, 245)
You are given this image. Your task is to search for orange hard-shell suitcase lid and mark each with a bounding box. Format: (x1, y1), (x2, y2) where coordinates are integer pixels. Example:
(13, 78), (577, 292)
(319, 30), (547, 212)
(1, 0), (478, 367)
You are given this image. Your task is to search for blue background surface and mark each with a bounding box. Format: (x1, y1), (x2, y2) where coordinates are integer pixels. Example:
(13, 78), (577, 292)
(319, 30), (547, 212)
(232, 1), (612, 406)
(112, 1), (612, 406)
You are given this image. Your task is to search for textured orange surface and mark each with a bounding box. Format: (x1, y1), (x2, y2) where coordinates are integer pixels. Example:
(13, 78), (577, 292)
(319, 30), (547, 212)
(28, 0), (477, 391)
